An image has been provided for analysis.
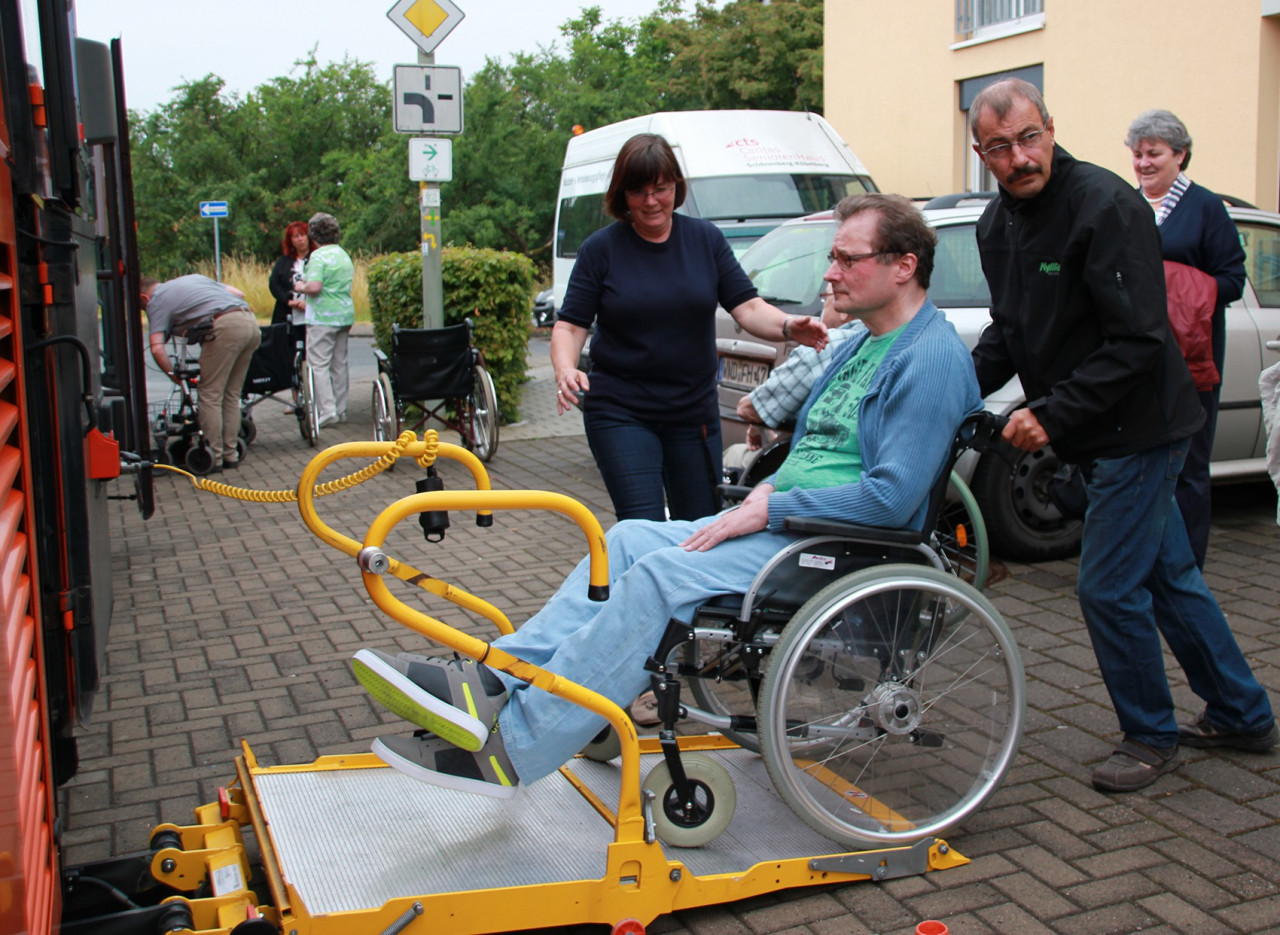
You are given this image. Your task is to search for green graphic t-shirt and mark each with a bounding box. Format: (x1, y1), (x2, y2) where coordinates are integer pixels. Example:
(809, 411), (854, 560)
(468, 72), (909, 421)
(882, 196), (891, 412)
(773, 323), (906, 492)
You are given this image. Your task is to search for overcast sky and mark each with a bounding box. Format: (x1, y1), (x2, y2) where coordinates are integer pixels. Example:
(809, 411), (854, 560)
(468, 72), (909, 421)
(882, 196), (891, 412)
(23, 0), (663, 113)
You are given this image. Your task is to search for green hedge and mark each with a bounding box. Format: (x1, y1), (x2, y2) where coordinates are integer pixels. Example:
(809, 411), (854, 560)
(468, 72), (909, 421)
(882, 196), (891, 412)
(367, 248), (536, 424)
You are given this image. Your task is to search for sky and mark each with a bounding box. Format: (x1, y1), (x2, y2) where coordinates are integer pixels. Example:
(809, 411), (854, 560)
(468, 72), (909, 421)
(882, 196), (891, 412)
(23, 0), (663, 114)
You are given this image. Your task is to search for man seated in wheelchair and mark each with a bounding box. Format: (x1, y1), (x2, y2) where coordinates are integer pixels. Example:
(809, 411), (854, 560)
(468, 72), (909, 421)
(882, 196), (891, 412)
(353, 193), (983, 797)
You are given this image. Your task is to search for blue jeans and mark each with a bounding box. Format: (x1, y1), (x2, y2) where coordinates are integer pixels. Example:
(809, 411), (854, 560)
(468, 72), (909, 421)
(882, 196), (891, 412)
(584, 410), (722, 521)
(1077, 441), (1273, 748)
(490, 518), (795, 783)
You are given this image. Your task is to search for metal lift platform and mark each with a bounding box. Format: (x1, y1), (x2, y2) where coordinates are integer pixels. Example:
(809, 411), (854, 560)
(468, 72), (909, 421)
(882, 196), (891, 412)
(146, 737), (965, 935)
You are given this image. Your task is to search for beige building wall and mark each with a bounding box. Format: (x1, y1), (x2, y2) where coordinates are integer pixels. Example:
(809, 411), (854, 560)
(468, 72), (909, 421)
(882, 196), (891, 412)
(825, 0), (1280, 210)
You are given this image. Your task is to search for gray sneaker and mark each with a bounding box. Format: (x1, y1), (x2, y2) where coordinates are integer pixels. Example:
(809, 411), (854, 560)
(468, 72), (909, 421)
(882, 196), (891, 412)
(352, 649), (508, 752)
(373, 730), (519, 799)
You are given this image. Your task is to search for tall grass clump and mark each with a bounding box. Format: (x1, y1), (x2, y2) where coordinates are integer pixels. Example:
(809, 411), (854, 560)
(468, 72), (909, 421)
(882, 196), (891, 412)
(195, 254), (372, 322)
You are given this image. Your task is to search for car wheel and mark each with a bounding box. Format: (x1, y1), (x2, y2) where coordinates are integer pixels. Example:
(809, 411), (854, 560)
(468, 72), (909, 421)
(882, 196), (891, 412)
(970, 443), (1083, 562)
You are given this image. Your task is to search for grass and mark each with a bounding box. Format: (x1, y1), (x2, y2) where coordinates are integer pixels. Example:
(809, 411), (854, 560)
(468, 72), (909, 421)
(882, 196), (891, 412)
(194, 254), (372, 323)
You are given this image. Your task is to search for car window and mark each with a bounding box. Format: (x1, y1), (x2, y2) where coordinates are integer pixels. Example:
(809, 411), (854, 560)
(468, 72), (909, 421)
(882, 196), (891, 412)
(737, 221), (835, 306)
(929, 223), (991, 307)
(1236, 221), (1280, 306)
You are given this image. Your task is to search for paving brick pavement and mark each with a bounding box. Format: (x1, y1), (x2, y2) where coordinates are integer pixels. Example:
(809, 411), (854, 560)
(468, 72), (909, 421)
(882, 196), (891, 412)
(63, 336), (1280, 934)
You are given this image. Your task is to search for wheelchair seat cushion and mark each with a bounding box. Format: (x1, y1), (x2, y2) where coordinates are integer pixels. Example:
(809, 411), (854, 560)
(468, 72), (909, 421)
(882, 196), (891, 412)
(392, 324), (475, 400)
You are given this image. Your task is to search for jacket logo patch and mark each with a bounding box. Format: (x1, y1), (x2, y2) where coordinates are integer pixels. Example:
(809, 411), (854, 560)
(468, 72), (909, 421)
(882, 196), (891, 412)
(1038, 261), (1061, 275)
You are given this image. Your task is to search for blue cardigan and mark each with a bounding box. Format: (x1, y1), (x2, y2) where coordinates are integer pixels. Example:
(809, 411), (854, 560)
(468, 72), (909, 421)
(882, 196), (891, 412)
(765, 301), (982, 533)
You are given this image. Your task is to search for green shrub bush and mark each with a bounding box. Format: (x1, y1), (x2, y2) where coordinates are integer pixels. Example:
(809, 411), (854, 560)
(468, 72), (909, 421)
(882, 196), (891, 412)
(367, 248), (536, 424)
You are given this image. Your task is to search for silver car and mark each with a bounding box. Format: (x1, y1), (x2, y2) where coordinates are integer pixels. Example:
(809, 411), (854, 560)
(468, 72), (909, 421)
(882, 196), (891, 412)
(716, 198), (1280, 561)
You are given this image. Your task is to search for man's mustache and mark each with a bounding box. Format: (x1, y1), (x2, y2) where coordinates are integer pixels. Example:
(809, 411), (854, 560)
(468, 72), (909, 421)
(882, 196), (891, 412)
(1007, 165), (1042, 183)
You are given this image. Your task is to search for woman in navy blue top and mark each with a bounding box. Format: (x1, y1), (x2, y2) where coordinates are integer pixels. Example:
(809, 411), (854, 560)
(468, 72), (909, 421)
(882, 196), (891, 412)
(1127, 109), (1246, 568)
(551, 134), (827, 521)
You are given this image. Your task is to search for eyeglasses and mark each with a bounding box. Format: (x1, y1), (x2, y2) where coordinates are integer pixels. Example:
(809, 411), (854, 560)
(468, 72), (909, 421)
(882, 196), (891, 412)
(625, 183), (676, 201)
(977, 128), (1048, 159)
(827, 249), (897, 271)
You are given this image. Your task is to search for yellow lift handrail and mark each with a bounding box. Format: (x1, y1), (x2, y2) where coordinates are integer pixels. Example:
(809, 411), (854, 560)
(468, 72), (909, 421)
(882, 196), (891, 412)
(294, 435), (651, 845)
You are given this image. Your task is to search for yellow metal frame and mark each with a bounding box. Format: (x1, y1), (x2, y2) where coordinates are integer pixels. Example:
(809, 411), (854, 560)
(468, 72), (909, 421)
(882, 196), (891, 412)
(144, 434), (969, 934)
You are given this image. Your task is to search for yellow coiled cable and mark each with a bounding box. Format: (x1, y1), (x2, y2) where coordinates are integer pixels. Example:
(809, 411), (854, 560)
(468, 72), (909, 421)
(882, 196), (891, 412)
(153, 429), (429, 502)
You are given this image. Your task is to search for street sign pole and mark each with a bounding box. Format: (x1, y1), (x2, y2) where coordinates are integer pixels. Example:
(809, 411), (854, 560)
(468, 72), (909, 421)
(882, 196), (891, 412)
(213, 218), (221, 282)
(200, 201), (230, 280)
(388, 0), (465, 328)
(419, 47), (444, 329)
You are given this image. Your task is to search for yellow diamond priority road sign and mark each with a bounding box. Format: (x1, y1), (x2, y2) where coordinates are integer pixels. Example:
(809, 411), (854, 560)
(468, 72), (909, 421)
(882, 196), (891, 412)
(387, 0), (465, 56)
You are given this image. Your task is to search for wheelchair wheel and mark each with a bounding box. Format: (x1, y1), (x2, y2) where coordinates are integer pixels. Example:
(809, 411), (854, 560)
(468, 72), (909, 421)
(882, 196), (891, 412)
(372, 373), (397, 443)
(933, 472), (990, 590)
(184, 442), (215, 476)
(757, 564), (1023, 849)
(239, 414), (257, 446)
(461, 364), (499, 462)
(299, 359), (320, 447)
(642, 753), (736, 847)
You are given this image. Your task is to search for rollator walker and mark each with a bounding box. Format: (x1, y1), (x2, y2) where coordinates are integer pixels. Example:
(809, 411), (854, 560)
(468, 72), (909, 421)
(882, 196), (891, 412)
(130, 414), (1023, 935)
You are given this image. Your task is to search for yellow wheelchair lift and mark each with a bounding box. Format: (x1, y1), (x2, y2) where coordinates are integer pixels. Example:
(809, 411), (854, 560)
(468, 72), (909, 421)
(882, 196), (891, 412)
(143, 434), (969, 935)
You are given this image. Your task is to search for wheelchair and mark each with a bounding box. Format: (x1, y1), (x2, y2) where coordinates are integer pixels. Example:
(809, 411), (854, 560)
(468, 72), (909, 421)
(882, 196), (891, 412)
(370, 321), (499, 462)
(257, 412), (1022, 932)
(240, 321), (320, 446)
(628, 410), (1023, 849)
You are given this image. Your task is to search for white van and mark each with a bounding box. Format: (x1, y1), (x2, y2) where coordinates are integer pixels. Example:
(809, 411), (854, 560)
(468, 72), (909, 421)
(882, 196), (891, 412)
(551, 109), (878, 313)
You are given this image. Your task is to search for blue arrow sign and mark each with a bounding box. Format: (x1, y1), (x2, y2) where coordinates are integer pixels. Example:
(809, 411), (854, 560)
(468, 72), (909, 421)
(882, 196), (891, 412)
(200, 201), (229, 218)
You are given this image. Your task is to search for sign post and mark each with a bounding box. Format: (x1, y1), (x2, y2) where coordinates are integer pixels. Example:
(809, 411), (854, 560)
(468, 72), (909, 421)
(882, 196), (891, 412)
(388, 0), (466, 329)
(199, 201), (229, 281)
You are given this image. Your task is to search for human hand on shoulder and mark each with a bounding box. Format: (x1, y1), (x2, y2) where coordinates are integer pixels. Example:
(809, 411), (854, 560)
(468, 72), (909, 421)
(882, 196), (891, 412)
(786, 315), (828, 351)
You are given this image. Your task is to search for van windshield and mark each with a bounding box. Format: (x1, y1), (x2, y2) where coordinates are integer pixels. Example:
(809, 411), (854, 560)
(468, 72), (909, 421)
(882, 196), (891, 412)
(687, 174), (875, 221)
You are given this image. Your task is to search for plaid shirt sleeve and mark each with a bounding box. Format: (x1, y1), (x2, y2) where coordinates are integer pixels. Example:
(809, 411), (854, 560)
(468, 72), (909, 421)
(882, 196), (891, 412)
(747, 327), (858, 427)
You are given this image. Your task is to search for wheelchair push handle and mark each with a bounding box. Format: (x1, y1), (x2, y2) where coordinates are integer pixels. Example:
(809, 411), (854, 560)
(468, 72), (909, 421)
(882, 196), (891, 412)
(959, 411), (1015, 464)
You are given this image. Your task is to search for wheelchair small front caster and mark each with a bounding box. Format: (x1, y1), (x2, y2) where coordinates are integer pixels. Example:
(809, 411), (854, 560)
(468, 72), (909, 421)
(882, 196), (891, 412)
(642, 752), (736, 847)
(579, 725), (622, 763)
(184, 441), (214, 476)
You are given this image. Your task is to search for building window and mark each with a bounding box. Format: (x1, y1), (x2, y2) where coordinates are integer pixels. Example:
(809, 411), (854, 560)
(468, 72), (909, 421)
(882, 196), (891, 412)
(956, 0), (1045, 42)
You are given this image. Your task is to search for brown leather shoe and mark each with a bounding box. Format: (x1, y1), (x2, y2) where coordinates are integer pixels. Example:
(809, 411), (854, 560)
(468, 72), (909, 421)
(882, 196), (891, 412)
(1091, 738), (1179, 792)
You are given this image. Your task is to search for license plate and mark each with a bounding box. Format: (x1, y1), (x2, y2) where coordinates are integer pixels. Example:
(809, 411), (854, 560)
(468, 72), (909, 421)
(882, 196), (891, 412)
(719, 356), (771, 390)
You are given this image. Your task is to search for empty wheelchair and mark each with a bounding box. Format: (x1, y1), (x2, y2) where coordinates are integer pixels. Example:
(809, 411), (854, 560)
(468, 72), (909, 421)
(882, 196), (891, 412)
(371, 322), (499, 462)
(241, 321), (320, 446)
(633, 411), (1024, 849)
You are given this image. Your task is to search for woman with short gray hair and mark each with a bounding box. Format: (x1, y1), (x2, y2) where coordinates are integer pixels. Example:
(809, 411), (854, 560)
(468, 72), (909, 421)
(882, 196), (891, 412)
(295, 212), (355, 432)
(1125, 109), (1245, 568)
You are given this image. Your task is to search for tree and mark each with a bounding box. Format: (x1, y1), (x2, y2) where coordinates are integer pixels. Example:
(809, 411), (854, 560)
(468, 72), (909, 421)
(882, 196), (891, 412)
(128, 2), (826, 276)
(129, 54), (406, 275)
(661, 0), (823, 112)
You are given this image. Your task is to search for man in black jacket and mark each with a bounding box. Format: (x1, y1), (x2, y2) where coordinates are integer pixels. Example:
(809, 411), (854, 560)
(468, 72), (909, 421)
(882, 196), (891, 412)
(969, 78), (1275, 793)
